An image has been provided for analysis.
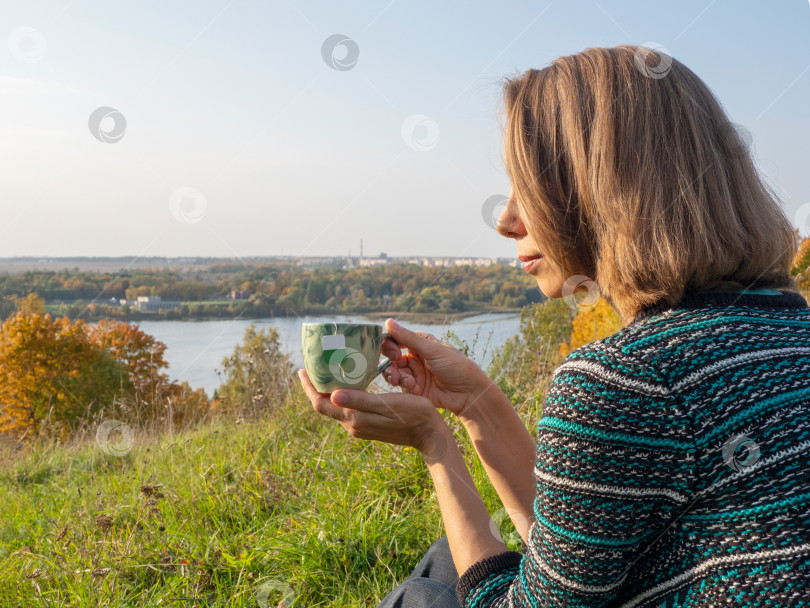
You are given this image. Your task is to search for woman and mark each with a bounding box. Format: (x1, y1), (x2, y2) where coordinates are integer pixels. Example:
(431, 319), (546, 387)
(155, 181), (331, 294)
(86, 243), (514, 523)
(298, 45), (810, 607)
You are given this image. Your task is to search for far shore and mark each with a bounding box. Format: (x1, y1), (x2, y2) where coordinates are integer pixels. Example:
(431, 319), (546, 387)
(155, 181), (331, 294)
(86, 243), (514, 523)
(67, 307), (526, 325)
(362, 308), (524, 324)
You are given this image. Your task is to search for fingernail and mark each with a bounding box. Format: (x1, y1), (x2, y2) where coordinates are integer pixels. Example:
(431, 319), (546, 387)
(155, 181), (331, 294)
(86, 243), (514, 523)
(333, 392), (349, 405)
(389, 319), (401, 330)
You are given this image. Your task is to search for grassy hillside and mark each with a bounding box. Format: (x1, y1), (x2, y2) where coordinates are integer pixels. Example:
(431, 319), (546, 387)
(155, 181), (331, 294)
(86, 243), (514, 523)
(0, 383), (536, 607)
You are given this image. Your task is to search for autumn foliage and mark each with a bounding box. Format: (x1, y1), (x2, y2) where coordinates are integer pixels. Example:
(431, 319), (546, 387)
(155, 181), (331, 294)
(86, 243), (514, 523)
(555, 234), (810, 359)
(89, 318), (171, 397)
(791, 235), (810, 292)
(558, 297), (624, 359)
(0, 296), (209, 439)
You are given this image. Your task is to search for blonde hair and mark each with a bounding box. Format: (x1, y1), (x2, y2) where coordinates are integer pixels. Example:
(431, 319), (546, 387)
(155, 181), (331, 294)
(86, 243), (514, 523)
(500, 45), (799, 325)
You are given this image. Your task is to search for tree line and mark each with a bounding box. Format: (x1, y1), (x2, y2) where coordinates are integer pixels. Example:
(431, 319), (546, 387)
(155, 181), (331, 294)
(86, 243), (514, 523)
(0, 295), (209, 439)
(0, 262), (545, 321)
(2, 234), (808, 443)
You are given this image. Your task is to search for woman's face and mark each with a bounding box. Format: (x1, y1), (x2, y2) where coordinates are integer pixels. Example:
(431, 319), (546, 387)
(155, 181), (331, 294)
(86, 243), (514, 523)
(496, 188), (569, 299)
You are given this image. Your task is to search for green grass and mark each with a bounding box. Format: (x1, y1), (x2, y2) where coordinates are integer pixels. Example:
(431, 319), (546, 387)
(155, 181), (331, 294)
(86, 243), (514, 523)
(0, 388), (529, 607)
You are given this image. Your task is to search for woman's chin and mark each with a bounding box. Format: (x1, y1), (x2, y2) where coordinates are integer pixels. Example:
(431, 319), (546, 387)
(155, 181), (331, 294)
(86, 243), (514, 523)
(534, 278), (565, 300)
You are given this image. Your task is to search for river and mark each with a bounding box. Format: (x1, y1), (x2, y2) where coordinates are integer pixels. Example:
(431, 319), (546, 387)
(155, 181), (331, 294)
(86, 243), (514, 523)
(136, 312), (523, 397)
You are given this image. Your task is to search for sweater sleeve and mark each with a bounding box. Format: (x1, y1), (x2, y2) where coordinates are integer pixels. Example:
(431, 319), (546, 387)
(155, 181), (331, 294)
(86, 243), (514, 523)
(456, 345), (697, 608)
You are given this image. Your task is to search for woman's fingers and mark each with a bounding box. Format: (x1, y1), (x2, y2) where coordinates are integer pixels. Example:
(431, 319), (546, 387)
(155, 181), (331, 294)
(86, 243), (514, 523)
(384, 354), (412, 382)
(382, 336), (401, 360)
(383, 364), (414, 391)
(299, 367), (446, 450)
(297, 369), (351, 421)
(385, 318), (441, 357)
(383, 365), (399, 385)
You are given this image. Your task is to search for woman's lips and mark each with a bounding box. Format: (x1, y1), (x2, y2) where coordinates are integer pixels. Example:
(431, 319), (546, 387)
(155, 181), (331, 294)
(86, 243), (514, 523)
(522, 255), (543, 272)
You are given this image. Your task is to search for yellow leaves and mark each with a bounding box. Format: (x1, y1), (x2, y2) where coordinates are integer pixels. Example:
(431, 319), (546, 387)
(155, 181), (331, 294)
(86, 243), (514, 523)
(791, 236), (810, 290)
(16, 293), (45, 316)
(0, 309), (209, 439)
(559, 298), (623, 358)
(88, 318), (170, 395)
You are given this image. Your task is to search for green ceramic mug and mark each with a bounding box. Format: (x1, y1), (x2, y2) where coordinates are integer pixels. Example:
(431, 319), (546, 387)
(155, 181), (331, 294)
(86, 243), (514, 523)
(301, 322), (400, 393)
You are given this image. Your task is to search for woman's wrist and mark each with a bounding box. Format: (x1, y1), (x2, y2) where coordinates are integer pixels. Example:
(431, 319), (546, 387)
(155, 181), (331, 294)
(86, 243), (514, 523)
(458, 377), (507, 423)
(419, 424), (511, 575)
(415, 410), (454, 464)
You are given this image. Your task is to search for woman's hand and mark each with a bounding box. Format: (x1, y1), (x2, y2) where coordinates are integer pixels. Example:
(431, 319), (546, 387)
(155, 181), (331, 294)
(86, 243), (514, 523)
(380, 318), (495, 418)
(297, 368), (451, 461)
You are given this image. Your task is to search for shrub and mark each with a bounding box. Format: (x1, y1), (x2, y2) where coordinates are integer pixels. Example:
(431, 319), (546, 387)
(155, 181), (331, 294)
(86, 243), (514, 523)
(217, 324), (296, 420)
(0, 311), (210, 440)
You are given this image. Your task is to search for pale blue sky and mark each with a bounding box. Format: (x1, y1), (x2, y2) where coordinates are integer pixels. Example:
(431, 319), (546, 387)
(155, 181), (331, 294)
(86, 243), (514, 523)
(0, 0), (808, 259)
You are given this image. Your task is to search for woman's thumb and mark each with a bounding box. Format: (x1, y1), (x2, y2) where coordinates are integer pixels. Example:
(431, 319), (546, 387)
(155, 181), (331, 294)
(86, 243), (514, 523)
(385, 318), (434, 353)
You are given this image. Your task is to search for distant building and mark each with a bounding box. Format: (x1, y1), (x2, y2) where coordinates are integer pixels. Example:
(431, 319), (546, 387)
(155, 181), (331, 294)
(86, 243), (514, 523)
(336, 255), (521, 269)
(406, 257), (431, 266)
(230, 289), (252, 299)
(297, 256), (343, 269)
(358, 257), (388, 267)
(135, 296), (181, 312)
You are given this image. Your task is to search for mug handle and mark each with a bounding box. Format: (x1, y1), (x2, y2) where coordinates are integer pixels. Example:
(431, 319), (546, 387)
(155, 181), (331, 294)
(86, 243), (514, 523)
(374, 331), (401, 378)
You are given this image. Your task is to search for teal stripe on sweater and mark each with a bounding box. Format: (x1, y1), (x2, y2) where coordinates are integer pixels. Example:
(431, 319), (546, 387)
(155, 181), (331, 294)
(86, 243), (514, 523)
(702, 386), (810, 443)
(534, 513), (655, 547)
(458, 293), (810, 608)
(537, 416), (692, 450)
(629, 310), (810, 344)
(681, 493), (810, 521)
(629, 314), (810, 350)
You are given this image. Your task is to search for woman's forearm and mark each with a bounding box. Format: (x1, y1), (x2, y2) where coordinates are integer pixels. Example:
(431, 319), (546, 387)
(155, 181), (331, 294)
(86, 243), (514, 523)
(457, 380), (537, 543)
(423, 424), (511, 574)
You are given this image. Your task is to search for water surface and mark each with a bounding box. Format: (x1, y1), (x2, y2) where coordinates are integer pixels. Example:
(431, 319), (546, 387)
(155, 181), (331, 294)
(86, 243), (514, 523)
(136, 312), (522, 397)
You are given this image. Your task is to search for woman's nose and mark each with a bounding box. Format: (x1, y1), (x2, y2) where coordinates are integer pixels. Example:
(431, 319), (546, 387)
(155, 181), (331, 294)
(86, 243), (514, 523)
(495, 194), (526, 239)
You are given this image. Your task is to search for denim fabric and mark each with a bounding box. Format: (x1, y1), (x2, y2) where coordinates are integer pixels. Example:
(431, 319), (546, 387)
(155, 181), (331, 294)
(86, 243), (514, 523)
(376, 536), (461, 608)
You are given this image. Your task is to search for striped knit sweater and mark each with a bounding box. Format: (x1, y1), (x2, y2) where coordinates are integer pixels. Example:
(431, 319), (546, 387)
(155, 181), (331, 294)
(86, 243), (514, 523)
(456, 288), (810, 607)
